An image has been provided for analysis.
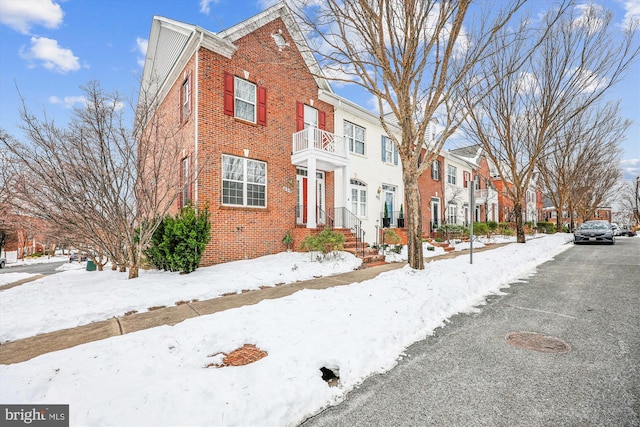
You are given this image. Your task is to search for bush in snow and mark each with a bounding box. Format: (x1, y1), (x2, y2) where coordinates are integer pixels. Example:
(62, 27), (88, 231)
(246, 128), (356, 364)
(300, 228), (345, 259)
(144, 204), (211, 274)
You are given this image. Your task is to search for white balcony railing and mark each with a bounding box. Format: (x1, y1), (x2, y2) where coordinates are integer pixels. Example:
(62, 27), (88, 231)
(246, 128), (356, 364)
(292, 128), (347, 158)
(475, 189), (489, 201)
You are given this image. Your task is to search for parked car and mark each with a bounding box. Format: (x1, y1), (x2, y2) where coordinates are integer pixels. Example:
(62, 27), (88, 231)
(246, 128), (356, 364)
(573, 220), (615, 245)
(619, 225), (637, 237)
(0, 257), (6, 268)
(610, 223), (622, 236)
(69, 252), (88, 262)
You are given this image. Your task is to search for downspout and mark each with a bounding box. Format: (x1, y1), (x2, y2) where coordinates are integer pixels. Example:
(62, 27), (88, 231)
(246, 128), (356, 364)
(194, 31), (203, 208)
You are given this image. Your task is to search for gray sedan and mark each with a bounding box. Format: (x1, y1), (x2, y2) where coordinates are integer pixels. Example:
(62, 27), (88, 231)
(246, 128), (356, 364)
(574, 220), (615, 245)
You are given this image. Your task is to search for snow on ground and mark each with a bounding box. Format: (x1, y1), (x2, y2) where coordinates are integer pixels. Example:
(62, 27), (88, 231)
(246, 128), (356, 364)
(2, 255), (69, 267)
(0, 252), (362, 342)
(0, 234), (574, 427)
(0, 273), (36, 287)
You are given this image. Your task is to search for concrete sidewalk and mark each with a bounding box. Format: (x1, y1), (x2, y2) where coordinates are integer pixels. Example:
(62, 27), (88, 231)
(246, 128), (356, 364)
(0, 244), (502, 365)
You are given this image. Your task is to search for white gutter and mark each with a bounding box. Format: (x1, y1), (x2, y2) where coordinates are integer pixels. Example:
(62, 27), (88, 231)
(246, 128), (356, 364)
(194, 31), (203, 208)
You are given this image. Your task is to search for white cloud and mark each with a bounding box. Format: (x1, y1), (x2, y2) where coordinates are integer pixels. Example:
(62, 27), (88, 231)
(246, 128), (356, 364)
(620, 158), (640, 179)
(49, 96), (125, 113)
(19, 36), (80, 73)
(48, 95), (87, 109)
(0, 0), (63, 34)
(135, 37), (148, 67)
(621, 0), (640, 28)
(199, 0), (218, 14)
(257, 0), (279, 9)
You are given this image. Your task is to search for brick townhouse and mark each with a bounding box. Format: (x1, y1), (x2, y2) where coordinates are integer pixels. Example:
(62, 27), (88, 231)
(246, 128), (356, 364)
(140, 3), (545, 267)
(140, 3), (407, 265)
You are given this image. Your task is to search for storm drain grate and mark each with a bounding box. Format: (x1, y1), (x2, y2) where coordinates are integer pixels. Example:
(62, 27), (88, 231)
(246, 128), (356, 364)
(506, 331), (570, 354)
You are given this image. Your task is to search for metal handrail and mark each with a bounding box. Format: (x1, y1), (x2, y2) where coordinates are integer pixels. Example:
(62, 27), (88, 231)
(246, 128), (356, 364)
(331, 207), (364, 257)
(294, 205), (365, 257)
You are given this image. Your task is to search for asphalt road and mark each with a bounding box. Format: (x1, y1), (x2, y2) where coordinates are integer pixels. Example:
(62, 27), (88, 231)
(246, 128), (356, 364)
(301, 237), (640, 427)
(0, 260), (67, 276)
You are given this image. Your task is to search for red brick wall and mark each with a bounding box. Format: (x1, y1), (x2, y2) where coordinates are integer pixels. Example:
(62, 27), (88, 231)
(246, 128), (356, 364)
(163, 18), (336, 265)
(417, 152), (445, 236)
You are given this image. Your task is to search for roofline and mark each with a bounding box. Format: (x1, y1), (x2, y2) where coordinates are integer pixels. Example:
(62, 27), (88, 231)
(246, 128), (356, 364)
(217, 2), (333, 93)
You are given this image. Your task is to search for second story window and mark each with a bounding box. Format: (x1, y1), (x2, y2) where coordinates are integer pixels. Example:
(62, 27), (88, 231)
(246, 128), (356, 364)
(381, 136), (398, 165)
(304, 104), (318, 129)
(344, 121), (365, 155)
(235, 77), (256, 123)
(180, 72), (191, 124)
(431, 159), (441, 180)
(224, 72), (267, 125)
(447, 165), (457, 185)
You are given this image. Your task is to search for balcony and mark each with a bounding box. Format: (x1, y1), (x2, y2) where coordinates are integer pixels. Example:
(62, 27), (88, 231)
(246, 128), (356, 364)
(291, 127), (348, 171)
(475, 189), (489, 202)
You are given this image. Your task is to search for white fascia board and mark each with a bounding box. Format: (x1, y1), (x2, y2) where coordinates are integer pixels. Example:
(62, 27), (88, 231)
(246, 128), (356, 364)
(320, 90), (400, 134)
(141, 16), (237, 111)
(449, 151), (479, 169)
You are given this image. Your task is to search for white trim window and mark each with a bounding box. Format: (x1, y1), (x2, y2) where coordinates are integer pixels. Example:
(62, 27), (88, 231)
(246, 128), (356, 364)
(344, 121), (365, 155)
(383, 136), (393, 163)
(350, 179), (367, 217)
(222, 154), (266, 207)
(447, 203), (457, 224)
(447, 164), (457, 185)
(181, 78), (191, 121)
(431, 159), (441, 180)
(235, 77), (256, 123)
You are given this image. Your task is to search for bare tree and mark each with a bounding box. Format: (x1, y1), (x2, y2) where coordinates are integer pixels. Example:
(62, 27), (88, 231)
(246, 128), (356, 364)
(569, 148), (622, 225)
(460, 3), (638, 242)
(1, 80), (186, 278)
(539, 101), (629, 231)
(613, 180), (640, 226)
(289, 0), (529, 269)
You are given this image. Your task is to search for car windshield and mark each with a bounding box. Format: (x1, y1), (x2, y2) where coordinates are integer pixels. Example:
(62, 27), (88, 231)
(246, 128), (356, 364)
(580, 222), (609, 230)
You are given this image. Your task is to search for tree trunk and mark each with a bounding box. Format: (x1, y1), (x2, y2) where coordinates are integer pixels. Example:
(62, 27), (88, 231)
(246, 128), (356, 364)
(127, 243), (139, 279)
(555, 196), (563, 233)
(128, 265), (139, 279)
(514, 202), (526, 243)
(404, 169), (424, 269)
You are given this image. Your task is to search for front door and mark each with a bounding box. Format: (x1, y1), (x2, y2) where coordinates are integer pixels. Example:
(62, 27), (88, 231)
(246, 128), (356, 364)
(382, 184), (396, 223)
(296, 169), (325, 225)
(431, 197), (441, 231)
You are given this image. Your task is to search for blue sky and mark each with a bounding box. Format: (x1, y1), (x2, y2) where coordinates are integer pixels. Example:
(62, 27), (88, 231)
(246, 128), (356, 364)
(1, 0), (638, 180)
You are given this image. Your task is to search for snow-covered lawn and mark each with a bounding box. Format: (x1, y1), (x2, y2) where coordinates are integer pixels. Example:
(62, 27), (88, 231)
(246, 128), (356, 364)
(0, 252), (363, 342)
(0, 233), (574, 426)
(0, 272), (37, 287)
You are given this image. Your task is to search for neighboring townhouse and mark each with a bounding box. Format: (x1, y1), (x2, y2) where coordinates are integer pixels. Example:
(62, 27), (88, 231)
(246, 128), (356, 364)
(441, 150), (474, 227)
(418, 153), (446, 236)
(319, 92), (404, 245)
(588, 207), (612, 222)
(542, 199), (612, 227)
(448, 145), (500, 224)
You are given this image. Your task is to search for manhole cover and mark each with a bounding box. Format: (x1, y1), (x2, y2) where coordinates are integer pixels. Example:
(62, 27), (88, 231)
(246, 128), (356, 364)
(505, 332), (570, 354)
